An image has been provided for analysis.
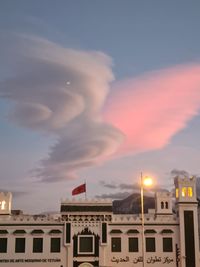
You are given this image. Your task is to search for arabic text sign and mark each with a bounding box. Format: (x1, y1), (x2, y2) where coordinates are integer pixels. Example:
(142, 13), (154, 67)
(111, 256), (174, 264)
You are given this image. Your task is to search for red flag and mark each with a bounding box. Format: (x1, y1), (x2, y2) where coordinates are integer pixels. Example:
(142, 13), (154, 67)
(72, 183), (86, 196)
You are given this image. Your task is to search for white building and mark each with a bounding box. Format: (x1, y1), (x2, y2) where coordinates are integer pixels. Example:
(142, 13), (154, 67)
(0, 176), (199, 267)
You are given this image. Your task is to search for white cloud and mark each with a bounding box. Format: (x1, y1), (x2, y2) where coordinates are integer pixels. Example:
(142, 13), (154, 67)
(0, 34), (124, 182)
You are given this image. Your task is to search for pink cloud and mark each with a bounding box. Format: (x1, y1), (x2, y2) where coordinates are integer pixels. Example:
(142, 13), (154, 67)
(103, 64), (200, 156)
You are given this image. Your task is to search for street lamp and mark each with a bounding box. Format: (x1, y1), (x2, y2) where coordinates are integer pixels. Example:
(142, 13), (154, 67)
(140, 173), (153, 267)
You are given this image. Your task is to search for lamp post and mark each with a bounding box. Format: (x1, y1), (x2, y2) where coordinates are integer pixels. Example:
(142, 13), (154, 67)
(140, 173), (153, 267)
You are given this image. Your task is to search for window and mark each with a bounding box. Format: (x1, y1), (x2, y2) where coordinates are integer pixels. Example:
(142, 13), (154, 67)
(146, 237), (155, 252)
(65, 223), (71, 244)
(188, 187), (193, 197)
(0, 238), (7, 253)
(163, 237), (173, 252)
(129, 237), (138, 252)
(181, 187), (193, 197)
(33, 238), (43, 253)
(182, 187), (187, 197)
(15, 238), (25, 253)
(0, 200), (6, 210)
(51, 238), (61, 253)
(165, 202), (168, 209)
(175, 188), (179, 198)
(111, 237), (121, 252)
(78, 236), (94, 254)
(102, 223), (107, 243)
(161, 201), (164, 209)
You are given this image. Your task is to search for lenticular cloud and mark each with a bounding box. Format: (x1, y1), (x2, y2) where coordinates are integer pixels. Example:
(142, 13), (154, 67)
(0, 34), (114, 132)
(0, 34), (123, 182)
(1, 34), (200, 183)
(103, 64), (200, 155)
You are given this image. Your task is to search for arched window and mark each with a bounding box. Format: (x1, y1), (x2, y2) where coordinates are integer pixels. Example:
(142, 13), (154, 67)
(182, 187), (187, 197)
(165, 202), (168, 209)
(175, 188), (179, 198)
(187, 187), (193, 197)
(161, 201), (164, 209)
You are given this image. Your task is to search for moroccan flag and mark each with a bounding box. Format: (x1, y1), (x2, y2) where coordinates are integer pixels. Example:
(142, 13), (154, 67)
(72, 183), (86, 196)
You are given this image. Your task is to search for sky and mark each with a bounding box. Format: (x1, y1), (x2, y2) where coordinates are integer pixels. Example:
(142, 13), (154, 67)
(1, 1), (200, 213)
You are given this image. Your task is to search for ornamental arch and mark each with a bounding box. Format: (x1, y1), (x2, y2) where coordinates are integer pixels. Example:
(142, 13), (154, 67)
(78, 263), (93, 267)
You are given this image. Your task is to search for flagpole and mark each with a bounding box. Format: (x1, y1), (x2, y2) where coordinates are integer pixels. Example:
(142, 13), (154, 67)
(85, 180), (87, 199)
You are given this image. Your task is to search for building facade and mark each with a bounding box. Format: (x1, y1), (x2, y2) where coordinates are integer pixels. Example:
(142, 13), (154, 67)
(0, 176), (199, 267)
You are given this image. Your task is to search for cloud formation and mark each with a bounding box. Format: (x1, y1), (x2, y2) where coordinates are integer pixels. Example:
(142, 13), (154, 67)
(100, 180), (140, 191)
(0, 34), (114, 131)
(0, 34), (123, 182)
(99, 180), (118, 189)
(104, 64), (200, 155)
(36, 120), (123, 182)
(1, 34), (200, 183)
(170, 169), (190, 178)
(96, 191), (130, 199)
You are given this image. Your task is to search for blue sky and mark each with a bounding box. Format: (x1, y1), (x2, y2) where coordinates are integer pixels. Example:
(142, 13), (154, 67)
(1, 1), (200, 213)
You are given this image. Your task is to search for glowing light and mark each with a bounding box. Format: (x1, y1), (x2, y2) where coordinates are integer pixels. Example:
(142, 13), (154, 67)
(188, 187), (193, 197)
(176, 188), (179, 198)
(143, 177), (153, 187)
(0, 200), (6, 210)
(66, 81), (71, 85)
(182, 187), (187, 197)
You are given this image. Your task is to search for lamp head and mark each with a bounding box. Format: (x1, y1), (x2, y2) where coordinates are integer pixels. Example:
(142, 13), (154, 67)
(143, 177), (153, 187)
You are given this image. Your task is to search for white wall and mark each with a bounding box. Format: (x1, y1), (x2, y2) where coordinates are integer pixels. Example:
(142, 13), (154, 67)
(0, 224), (66, 267)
